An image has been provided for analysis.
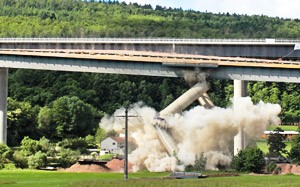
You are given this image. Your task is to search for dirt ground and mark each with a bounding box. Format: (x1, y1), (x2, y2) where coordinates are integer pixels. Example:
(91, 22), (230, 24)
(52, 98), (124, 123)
(277, 163), (300, 174)
(65, 159), (133, 173)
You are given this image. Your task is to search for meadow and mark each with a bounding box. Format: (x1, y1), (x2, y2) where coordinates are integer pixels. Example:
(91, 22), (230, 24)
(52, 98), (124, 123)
(1, 170), (300, 187)
(256, 139), (292, 154)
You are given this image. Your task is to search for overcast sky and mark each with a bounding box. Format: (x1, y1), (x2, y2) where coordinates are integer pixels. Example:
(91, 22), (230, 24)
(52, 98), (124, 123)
(121, 0), (300, 19)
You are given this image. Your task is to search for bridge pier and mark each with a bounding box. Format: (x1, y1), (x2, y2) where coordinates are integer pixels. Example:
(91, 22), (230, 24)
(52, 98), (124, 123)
(0, 68), (7, 144)
(233, 80), (247, 155)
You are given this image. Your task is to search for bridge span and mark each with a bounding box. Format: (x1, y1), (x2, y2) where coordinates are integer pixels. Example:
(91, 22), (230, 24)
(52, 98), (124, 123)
(0, 49), (299, 83)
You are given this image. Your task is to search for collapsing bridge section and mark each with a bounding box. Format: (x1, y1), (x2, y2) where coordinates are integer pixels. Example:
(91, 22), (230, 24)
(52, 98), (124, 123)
(152, 82), (212, 155)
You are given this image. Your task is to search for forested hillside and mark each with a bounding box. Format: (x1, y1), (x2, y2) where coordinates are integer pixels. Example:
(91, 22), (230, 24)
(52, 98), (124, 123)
(0, 0), (299, 146)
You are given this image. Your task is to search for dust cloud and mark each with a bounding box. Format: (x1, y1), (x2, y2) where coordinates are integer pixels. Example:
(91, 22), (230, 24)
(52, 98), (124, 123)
(100, 97), (281, 172)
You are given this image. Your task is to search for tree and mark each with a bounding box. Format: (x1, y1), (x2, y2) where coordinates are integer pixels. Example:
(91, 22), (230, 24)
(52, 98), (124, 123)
(7, 98), (40, 146)
(184, 153), (207, 172)
(95, 127), (106, 145)
(289, 135), (300, 164)
(39, 96), (101, 139)
(267, 127), (287, 157)
(194, 153), (207, 172)
(231, 147), (265, 173)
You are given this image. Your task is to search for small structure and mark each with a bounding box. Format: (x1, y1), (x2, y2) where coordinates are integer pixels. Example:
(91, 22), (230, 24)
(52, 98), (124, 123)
(260, 131), (299, 140)
(170, 172), (208, 179)
(100, 136), (125, 154)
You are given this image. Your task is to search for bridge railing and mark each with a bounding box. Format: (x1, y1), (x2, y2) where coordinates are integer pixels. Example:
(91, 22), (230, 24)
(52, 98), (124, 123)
(0, 38), (299, 44)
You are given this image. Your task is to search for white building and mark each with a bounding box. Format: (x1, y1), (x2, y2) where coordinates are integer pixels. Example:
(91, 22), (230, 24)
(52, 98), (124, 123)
(100, 137), (125, 154)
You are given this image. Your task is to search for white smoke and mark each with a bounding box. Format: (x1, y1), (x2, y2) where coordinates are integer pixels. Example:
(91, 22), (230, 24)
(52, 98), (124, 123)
(100, 98), (281, 172)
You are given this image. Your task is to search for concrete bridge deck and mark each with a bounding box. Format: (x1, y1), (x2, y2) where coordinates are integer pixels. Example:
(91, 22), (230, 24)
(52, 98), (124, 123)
(0, 49), (299, 83)
(0, 49), (299, 69)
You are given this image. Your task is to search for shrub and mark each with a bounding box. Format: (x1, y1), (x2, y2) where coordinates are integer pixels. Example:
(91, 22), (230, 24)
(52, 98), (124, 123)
(20, 136), (41, 155)
(231, 147), (265, 173)
(0, 143), (12, 162)
(58, 138), (88, 154)
(57, 148), (80, 168)
(28, 151), (47, 169)
(289, 135), (300, 164)
(3, 163), (17, 170)
(184, 164), (194, 172)
(85, 135), (97, 148)
(266, 161), (277, 174)
(12, 150), (28, 168)
(99, 153), (114, 161)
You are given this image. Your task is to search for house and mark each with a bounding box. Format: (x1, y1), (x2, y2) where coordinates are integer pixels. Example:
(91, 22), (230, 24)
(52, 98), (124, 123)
(100, 137), (125, 154)
(100, 136), (136, 155)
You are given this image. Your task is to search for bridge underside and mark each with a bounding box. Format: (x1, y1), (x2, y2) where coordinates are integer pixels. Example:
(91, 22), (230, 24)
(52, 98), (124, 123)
(0, 54), (299, 83)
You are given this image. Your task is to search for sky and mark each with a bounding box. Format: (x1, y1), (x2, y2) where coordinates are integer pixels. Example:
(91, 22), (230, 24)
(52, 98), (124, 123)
(121, 0), (300, 19)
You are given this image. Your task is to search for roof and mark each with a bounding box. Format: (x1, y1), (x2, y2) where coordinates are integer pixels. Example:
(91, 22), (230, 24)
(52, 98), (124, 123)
(110, 136), (125, 144)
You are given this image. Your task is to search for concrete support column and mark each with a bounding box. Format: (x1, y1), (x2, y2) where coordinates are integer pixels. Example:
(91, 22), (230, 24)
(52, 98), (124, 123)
(0, 68), (8, 144)
(233, 80), (247, 155)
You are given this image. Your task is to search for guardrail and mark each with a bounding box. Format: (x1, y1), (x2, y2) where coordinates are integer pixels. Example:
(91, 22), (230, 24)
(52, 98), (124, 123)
(0, 38), (299, 44)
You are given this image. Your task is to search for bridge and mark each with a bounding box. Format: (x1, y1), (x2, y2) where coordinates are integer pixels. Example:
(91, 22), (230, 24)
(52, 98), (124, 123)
(0, 38), (300, 155)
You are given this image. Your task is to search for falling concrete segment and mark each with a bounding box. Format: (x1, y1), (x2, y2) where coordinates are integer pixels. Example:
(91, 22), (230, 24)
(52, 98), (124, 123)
(160, 82), (209, 117)
(198, 92), (214, 109)
(153, 82), (209, 155)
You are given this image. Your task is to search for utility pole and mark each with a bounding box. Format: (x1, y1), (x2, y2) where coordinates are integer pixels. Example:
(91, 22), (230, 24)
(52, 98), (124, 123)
(124, 108), (129, 180)
(116, 107), (138, 180)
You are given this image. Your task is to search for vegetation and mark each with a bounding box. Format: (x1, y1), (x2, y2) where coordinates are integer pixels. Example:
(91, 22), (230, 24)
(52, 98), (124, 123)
(289, 135), (300, 164)
(184, 153), (207, 172)
(231, 147), (265, 173)
(1, 170), (300, 187)
(266, 125), (298, 131)
(267, 127), (287, 157)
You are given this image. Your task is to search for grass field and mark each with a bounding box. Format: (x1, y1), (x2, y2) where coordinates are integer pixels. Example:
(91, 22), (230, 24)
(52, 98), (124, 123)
(1, 170), (300, 187)
(266, 125), (298, 131)
(256, 139), (292, 154)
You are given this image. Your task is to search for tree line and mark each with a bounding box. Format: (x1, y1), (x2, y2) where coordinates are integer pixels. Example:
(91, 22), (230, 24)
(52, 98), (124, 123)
(0, 0), (298, 146)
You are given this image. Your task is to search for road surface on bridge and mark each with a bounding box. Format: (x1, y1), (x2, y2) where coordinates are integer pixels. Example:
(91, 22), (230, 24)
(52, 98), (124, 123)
(0, 49), (299, 69)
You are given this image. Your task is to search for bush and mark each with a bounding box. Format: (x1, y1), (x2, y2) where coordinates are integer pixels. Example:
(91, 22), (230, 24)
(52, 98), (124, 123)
(231, 147), (265, 173)
(57, 148), (80, 168)
(289, 135), (300, 164)
(58, 138), (88, 154)
(99, 153), (114, 161)
(266, 161), (277, 174)
(19, 136), (55, 157)
(12, 150), (28, 168)
(184, 164), (194, 172)
(28, 151), (48, 169)
(20, 136), (41, 155)
(3, 163), (17, 170)
(0, 143), (12, 162)
(85, 135), (97, 148)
